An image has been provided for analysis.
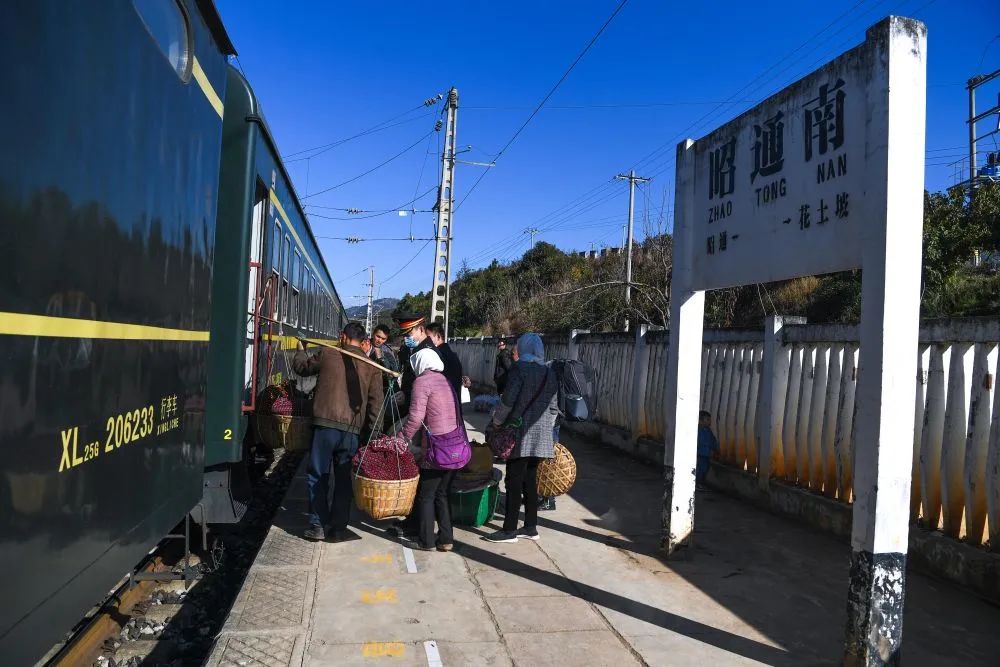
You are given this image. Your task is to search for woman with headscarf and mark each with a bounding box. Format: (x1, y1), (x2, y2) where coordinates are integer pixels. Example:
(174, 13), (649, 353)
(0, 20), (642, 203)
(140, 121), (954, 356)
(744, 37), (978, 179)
(399, 347), (460, 551)
(484, 333), (559, 543)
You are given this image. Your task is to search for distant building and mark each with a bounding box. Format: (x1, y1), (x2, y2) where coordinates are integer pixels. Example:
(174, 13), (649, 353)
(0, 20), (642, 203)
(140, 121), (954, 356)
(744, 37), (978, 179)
(575, 246), (623, 259)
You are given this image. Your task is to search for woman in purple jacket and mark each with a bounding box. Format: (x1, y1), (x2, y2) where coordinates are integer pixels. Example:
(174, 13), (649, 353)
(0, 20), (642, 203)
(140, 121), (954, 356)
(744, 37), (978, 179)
(399, 347), (460, 551)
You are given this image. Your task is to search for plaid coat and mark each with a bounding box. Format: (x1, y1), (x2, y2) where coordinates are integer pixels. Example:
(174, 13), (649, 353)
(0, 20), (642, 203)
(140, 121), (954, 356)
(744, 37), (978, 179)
(496, 361), (558, 459)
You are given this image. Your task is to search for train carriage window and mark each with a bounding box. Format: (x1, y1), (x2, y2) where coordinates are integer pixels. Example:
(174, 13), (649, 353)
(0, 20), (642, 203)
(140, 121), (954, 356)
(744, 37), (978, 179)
(291, 250), (301, 326)
(298, 259), (306, 328)
(309, 274), (316, 330)
(271, 221), (282, 319)
(282, 236), (291, 322)
(132, 0), (192, 81)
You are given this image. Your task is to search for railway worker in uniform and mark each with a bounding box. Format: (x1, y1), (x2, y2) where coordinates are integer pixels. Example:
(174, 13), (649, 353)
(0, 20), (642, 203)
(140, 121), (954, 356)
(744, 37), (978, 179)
(425, 321), (470, 397)
(294, 321), (384, 543)
(395, 313), (434, 413)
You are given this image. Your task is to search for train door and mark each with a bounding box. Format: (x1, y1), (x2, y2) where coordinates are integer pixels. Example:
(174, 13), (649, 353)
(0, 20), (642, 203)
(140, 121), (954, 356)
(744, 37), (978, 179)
(243, 181), (267, 405)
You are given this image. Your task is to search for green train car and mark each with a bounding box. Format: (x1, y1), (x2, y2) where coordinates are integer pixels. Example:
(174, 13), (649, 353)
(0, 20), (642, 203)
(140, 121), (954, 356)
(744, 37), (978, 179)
(202, 66), (346, 524)
(0, 1), (234, 663)
(0, 3), (345, 663)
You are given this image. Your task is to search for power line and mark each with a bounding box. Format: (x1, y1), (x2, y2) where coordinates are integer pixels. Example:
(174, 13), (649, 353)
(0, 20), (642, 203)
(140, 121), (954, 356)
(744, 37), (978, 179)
(306, 186), (439, 220)
(463, 99), (759, 110)
(333, 266), (372, 284)
(458, 0), (902, 268)
(283, 94), (442, 160)
(302, 130), (435, 200)
(316, 236), (436, 242)
(380, 239), (434, 287)
(284, 114), (434, 164)
(454, 0), (632, 212)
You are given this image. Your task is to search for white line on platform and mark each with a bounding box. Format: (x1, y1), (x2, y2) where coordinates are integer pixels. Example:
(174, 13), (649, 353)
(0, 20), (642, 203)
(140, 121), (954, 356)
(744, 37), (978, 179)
(424, 640), (443, 666)
(402, 544), (418, 573)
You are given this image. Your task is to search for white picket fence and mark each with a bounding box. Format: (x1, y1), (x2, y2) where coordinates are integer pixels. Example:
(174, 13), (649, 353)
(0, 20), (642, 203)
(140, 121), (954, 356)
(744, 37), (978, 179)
(450, 319), (1000, 548)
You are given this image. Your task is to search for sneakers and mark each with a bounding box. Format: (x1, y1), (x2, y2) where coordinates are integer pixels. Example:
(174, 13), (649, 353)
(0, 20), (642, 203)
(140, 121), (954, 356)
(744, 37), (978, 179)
(537, 497), (557, 511)
(303, 524), (326, 541)
(436, 543), (454, 552)
(483, 530), (519, 544)
(516, 527), (540, 541)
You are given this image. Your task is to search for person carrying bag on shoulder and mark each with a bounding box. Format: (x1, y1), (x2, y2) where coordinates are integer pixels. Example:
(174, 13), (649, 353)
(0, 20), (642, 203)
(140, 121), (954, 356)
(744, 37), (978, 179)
(484, 333), (558, 544)
(398, 347), (471, 552)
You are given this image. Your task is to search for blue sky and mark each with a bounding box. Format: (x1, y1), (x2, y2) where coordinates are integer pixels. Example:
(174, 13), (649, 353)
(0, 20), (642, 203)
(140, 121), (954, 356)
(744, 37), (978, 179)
(216, 0), (999, 307)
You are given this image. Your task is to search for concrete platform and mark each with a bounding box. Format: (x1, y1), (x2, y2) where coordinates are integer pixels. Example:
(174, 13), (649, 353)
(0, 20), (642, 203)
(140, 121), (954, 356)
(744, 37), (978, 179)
(208, 411), (1000, 666)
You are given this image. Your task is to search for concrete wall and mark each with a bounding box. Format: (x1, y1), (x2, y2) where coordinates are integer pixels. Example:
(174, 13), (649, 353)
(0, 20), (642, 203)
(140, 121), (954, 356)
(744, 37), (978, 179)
(449, 319), (1000, 601)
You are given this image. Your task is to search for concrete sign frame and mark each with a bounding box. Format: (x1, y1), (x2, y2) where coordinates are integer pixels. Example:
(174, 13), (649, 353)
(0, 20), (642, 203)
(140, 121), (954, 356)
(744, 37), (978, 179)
(661, 17), (926, 665)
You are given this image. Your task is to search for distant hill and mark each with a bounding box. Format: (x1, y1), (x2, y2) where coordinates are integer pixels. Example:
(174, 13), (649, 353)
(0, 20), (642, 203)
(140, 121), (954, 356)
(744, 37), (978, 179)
(345, 297), (400, 320)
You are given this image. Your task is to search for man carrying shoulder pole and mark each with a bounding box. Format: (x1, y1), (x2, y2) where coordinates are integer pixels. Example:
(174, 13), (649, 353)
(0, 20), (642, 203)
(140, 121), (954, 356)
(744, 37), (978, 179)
(293, 321), (384, 543)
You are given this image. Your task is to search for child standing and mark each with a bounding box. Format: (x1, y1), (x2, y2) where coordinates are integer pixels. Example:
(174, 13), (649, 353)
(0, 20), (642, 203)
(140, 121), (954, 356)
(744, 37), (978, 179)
(697, 410), (720, 490)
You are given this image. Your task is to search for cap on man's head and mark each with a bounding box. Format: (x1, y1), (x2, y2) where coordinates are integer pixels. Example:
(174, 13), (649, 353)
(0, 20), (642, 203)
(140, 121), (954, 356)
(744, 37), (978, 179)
(393, 312), (426, 334)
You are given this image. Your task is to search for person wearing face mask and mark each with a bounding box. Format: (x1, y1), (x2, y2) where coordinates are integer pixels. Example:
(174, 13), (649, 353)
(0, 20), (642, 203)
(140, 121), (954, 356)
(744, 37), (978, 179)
(394, 313), (433, 416)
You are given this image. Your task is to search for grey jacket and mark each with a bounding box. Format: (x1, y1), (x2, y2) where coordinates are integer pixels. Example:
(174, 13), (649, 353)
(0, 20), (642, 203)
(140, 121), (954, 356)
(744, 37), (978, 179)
(494, 361), (558, 459)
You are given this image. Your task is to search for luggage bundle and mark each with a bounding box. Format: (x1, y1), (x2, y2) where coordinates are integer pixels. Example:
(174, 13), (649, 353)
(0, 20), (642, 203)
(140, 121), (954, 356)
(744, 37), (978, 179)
(352, 434), (419, 520)
(256, 381), (313, 451)
(549, 359), (598, 422)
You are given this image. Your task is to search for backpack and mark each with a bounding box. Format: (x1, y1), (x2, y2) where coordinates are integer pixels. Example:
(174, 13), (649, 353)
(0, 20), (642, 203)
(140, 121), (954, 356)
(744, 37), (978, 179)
(549, 359), (598, 422)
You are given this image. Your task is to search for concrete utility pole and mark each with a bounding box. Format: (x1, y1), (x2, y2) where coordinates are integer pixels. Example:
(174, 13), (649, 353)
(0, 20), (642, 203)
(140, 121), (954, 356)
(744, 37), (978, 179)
(615, 170), (650, 332)
(430, 88), (459, 338)
(525, 227), (541, 247)
(364, 266), (375, 334)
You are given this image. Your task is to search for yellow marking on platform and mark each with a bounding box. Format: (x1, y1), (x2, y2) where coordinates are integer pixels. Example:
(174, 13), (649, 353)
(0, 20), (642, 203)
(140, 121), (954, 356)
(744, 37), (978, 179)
(361, 553), (393, 564)
(191, 56), (224, 118)
(0, 312), (210, 341)
(361, 642), (406, 657)
(360, 588), (398, 604)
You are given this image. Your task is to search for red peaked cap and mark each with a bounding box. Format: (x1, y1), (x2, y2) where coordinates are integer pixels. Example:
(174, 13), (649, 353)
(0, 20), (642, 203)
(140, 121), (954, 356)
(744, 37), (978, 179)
(393, 313), (426, 333)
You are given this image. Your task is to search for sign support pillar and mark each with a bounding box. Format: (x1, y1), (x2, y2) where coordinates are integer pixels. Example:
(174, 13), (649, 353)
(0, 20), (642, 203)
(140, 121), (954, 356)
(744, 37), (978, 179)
(844, 20), (926, 665)
(661, 140), (702, 557)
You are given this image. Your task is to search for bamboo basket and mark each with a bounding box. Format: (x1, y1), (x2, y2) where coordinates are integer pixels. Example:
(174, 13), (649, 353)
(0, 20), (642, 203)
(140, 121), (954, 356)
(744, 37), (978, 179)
(537, 443), (576, 496)
(352, 474), (419, 520)
(256, 414), (313, 451)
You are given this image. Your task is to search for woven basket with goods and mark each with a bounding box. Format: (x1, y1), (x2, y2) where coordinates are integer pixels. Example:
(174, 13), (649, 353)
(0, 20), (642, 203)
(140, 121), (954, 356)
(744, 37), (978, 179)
(537, 443), (576, 496)
(256, 381), (313, 451)
(351, 391), (420, 520)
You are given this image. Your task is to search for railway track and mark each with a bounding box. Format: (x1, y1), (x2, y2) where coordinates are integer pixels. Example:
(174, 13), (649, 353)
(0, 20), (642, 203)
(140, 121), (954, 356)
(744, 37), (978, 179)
(44, 449), (303, 667)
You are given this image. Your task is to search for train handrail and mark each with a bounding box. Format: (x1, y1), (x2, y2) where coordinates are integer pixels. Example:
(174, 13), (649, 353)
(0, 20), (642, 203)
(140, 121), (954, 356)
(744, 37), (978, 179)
(242, 267), (274, 414)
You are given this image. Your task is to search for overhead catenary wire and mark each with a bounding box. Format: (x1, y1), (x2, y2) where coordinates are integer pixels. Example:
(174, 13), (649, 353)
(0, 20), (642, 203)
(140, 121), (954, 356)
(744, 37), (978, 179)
(283, 95), (442, 160)
(460, 0), (939, 268)
(306, 185), (439, 220)
(302, 130), (435, 200)
(454, 0), (632, 212)
(380, 239), (434, 287)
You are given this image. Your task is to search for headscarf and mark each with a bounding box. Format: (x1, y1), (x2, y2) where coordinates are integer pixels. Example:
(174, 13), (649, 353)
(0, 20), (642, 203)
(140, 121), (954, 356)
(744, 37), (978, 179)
(516, 333), (546, 366)
(410, 347), (444, 376)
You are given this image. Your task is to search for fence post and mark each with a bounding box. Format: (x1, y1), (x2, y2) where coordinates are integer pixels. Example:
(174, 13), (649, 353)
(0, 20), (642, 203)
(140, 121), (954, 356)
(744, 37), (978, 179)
(757, 315), (805, 491)
(631, 324), (650, 441)
(568, 329), (588, 361)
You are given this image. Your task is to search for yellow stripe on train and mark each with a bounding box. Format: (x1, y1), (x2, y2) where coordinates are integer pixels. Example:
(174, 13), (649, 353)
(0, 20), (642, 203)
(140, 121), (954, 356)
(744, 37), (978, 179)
(0, 312), (211, 342)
